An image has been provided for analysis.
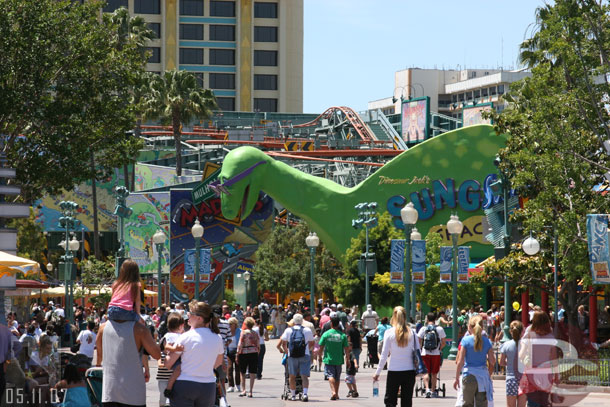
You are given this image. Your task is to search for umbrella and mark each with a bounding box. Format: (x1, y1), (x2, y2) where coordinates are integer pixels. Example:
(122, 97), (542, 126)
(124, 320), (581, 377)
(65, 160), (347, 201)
(39, 286), (158, 296)
(0, 251), (39, 275)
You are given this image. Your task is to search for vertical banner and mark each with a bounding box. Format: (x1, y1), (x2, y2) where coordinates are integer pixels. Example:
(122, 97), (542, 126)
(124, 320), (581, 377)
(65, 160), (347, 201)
(586, 214), (610, 284)
(183, 248), (212, 282)
(457, 246), (470, 283)
(390, 239), (405, 284)
(439, 246), (452, 283)
(411, 240), (426, 284)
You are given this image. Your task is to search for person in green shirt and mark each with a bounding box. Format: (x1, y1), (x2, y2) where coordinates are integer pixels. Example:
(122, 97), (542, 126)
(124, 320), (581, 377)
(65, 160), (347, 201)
(319, 317), (351, 400)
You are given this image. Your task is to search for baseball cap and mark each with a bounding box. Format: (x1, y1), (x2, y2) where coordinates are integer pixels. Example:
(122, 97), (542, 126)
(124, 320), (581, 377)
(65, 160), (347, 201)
(367, 304), (372, 310)
(211, 305), (223, 318)
(329, 311), (337, 318)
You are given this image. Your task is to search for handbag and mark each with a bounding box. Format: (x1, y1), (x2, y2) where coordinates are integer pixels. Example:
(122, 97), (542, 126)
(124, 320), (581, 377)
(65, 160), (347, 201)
(412, 330), (427, 375)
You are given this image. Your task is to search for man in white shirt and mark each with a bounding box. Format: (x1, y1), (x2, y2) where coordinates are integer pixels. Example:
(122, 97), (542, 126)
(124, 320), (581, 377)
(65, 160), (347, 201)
(280, 314), (314, 402)
(417, 312), (446, 398)
(76, 321), (97, 362)
(361, 304), (379, 333)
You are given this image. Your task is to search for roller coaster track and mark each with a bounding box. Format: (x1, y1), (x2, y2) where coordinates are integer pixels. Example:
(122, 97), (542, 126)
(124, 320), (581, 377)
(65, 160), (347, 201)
(287, 106), (378, 142)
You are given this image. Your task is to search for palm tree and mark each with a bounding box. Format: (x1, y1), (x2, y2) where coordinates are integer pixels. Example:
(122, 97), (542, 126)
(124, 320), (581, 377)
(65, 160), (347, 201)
(108, 7), (155, 53)
(143, 69), (217, 176)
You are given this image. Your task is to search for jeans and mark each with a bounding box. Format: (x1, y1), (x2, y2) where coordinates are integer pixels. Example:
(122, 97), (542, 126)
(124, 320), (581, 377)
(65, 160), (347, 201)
(384, 370), (415, 407)
(227, 350), (240, 387)
(107, 306), (139, 321)
(462, 374), (488, 407)
(351, 348), (362, 366)
(170, 380), (216, 407)
(257, 344), (266, 378)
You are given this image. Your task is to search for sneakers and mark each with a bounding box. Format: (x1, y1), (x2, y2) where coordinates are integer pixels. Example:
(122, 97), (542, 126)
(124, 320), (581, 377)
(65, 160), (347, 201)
(352, 392), (359, 398)
(227, 387), (235, 393)
(302, 394), (308, 402)
(290, 395), (296, 401)
(236, 386), (242, 392)
(425, 390), (432, 398)
(346, 390), (352, 397)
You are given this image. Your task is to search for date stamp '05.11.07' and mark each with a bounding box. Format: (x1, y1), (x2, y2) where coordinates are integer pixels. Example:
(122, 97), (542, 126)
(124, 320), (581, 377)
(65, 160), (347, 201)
(3, 387), (61, 406)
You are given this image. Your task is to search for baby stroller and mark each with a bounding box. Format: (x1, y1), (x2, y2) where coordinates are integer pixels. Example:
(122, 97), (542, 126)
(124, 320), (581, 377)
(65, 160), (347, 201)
(280, 355), (303, 400)
(414, 359), (446, 398)
(362, 332), (379, 369)
(85, 367), (103, 406)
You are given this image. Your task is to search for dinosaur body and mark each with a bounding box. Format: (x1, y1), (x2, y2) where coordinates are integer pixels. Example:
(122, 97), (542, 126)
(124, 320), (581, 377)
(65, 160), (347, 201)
(219, 124), (507, 260)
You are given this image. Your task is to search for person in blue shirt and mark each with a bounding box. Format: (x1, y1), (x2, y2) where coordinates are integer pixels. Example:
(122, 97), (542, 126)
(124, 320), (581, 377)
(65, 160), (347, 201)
(454, 315), (495, 407)
(374, 317), (392, 343)
(500, 321), (525, 407)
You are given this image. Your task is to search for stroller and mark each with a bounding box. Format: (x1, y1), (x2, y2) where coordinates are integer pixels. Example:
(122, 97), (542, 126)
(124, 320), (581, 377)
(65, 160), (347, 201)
(85, 367), (103, 406)
(414, 359), (446, 398)
(280, 355), (303, 400)
(362, 332), (379, 369)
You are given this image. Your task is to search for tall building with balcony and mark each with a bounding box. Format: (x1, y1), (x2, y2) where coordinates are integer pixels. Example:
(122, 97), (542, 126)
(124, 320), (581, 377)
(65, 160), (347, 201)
(103, 0), (303, 113)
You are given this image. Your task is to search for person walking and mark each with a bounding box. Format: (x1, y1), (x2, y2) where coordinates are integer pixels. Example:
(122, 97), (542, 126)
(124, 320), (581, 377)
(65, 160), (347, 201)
(253, 318), (269, 380)
(164, 301), (224, 407)
(319, 317), (351, 401)
(226, 317), (241, 393)
(361, 304), (379, 334)
(280, 313), (314, 401)
(76, 320), (97, 364)
(372, 306), (419, 407)
(454, 315), (495, 407)
(500, 320), (525, 407)
(347, 320), (362, 367)
(236, 317), (259, 397)
(417, 312), (446, 398)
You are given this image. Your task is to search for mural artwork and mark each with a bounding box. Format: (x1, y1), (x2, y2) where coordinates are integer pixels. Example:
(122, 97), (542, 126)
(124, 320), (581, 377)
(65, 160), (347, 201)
(401, 97), (429, 143)
(462, 104), (493, 127)
(135, 163), (201, 192)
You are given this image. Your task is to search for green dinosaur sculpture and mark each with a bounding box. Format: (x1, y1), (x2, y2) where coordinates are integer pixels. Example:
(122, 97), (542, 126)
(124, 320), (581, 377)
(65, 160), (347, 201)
(218, 124), (506, 260)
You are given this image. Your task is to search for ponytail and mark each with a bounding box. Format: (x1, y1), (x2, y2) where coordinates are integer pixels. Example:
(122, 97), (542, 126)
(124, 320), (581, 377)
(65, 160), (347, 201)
(390, 306), (411, 347)
(468, 315), (484, 352)
(509, 320), (524, 345)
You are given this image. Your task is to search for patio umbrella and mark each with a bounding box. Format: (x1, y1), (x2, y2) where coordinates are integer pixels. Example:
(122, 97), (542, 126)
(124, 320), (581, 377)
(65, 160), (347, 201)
(0, 251), (39, 275)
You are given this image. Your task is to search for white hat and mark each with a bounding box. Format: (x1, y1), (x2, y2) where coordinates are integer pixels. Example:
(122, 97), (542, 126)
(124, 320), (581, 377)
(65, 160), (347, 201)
(292, 313), (303, 325)
(330, 311), (338, 318)
(367, 304), (372, 310)
(49, 301), (54, 306)
(337, 304), (343, 310)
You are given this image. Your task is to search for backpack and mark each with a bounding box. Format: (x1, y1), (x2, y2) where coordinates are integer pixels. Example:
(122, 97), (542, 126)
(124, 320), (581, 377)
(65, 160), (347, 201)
(423, 325), (440, 351)
(288, 326), (307, 358)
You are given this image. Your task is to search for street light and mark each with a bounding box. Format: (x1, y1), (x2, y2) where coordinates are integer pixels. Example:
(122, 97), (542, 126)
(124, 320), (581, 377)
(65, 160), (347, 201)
(114, 186), (132, 277)
(152, 229), (166, 307)
(244, 270), (251, 304)
(410, 227), (422, 321)
(400, 202), (418, 320)
(191, 218), (204, 301)
(352, 202), (378, 307)
(305, 232), (320, 314)
(58, 200), (79, 346)
(447, 214), (463, 360)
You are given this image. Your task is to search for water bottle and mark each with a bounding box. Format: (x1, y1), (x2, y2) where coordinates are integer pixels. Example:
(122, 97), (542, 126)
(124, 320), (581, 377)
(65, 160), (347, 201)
(373, 380), (379, 397)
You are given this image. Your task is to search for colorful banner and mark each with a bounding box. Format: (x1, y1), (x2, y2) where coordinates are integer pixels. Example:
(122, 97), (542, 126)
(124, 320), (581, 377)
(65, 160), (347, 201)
(462, 104), (493, 127)
(135, 163), (201, 192)
(411, 239), (426, 284)
(401, 97), (429, 143)
(184, 248), (212, 282)
(390, 239), (405, 284)
(440, 246), (452, 283)
(586, 214), (610, 284)
(236, 261), (254, 275)
(457, 246), (470, 283)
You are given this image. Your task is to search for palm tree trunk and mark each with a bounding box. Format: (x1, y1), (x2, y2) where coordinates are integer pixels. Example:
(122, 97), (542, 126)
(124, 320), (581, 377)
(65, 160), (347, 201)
(90, 151), (101, 260)
(173, 113), (182, 176)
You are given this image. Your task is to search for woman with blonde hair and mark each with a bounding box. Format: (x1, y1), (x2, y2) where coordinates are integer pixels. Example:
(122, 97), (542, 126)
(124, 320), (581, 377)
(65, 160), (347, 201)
(372, 306), (419, 407)
(500, 320), (525, 407)
(454, 314), (495, 407)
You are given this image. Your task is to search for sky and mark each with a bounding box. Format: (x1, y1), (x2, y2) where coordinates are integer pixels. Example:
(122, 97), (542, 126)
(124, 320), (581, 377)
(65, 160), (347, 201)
(303, 0), (544, 113)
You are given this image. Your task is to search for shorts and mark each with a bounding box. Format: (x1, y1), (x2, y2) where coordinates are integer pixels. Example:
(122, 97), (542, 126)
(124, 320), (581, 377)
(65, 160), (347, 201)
(345, 374), (355, 384)
(238, 352), (258, 375)
(324, 364), (342, 380)
(351, 348), (361, 365)
(507, 377), (520, 396)
(287, 355), (311, 377)
(422, 354), (441, 374)
(107, 306), (139, 321)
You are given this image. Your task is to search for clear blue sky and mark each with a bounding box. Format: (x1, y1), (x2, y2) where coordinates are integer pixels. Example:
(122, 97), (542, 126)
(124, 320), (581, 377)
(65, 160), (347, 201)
(303, 0), (543, 113)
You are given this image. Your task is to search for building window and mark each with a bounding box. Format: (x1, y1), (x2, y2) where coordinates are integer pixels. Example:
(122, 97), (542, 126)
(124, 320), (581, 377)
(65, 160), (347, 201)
(458, 93), (465, 102)
(254, 26), (277, 42)
(451, 94), (457, 103)
(148, 23), (161, 39)
(180, 24), (204, 40)
(254, 74), (277, 90)
(254, 2), (277, 18)
(180, 0), (204, 16)
(210, 1), (235, 17)
(209, 49), (235, 65)
(481, 87), (488, 97)
(254, 98), (277, 112)
(209, 25), (235, 41)
(103, 0), (128, 12)
(474, 89), (480, 98)
(216, 97), (235, 111)
(194, 73), (204, 87)
(254, 50), (277, 66)
(490, 86), (497, 95)
(148, 47), (161, 63)
(465, 91), (473, 102)
(179, 48), (204, 64)
(134, 0), (160, 14)
(498, 84), (505, 94)
(210, 73), (235, 89)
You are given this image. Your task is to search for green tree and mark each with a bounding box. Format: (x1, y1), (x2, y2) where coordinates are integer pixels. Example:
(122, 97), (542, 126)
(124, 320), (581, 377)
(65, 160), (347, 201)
(143, 70), (216, 176)
(0, 0), (147, 200)
(254, 222), (341, 302)
(485, 1), (610, 330)
(6, 208), (46, 276)
(80, 257), (115, 310)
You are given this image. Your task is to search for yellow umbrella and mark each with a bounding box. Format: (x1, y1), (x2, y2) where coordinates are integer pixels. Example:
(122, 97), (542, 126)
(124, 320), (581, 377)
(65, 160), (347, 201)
(0, 251), (40, 277)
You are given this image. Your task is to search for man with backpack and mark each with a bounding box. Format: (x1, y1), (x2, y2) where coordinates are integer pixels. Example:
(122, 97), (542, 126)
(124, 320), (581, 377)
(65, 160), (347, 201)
(280, 313), (314, 402)
(417, 312), (446, 398)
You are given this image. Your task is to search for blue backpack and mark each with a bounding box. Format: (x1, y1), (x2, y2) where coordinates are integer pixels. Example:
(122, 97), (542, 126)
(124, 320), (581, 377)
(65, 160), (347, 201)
(289, 327), (307, 358)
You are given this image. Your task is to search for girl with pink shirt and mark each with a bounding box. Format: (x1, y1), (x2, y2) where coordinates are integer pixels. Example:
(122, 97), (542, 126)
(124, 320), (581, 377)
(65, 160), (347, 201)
(107, 260), (142, 322)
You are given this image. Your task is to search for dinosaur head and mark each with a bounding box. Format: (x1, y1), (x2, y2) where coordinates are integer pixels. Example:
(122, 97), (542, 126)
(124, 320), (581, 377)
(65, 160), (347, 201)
(214, 147), (269, 220)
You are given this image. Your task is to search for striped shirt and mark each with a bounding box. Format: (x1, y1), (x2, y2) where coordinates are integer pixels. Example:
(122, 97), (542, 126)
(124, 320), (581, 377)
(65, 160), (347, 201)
(156, 332), (181, 381)
(218, 319), (230, 363)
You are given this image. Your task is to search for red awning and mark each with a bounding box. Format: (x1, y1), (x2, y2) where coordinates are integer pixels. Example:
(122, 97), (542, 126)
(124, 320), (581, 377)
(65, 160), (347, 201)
(16, 280), (49, 289)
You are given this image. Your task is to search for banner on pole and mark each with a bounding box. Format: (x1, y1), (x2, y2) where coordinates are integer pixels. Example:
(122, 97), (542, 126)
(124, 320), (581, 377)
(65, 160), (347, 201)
(440, 246), (452, 283)
(586, 214), (610, 284)
(390, 239), (405, 284)
(412, 240), (426, 284)
(184, 248), (212, 282)
(457, 246), (470, 283)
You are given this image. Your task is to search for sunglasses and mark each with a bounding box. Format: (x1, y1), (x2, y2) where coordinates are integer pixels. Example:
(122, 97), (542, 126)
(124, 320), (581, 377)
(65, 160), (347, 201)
(209, 161), (267, 197)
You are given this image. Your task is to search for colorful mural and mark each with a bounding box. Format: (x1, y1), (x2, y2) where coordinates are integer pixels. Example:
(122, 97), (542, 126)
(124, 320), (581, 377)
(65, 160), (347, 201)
(462, 104), (493, 127)
(135, 163), (201, 192)
(124, 192), (171, 275)
(401, 97), (429, 143)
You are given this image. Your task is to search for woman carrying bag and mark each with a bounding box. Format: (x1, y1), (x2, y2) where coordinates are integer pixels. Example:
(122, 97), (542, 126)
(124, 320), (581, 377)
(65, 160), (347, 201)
(372, 306), (422, 407)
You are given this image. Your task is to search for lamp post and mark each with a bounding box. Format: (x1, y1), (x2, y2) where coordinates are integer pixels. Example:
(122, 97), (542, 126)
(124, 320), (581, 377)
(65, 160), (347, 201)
(114, 186), (132, 277)
(410, 227), (422, 322)
(400, 202), (418, 319)
(68, 236), (79, 324)
(152, 229), (165, 307)
(447, 214), (463, 360)
(59, 200), (79, 345)
(352, 203), (378, 307)
(305, 232), (320, 314)
(244, 270), (251, 305)
(191, 218), (204, 301)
